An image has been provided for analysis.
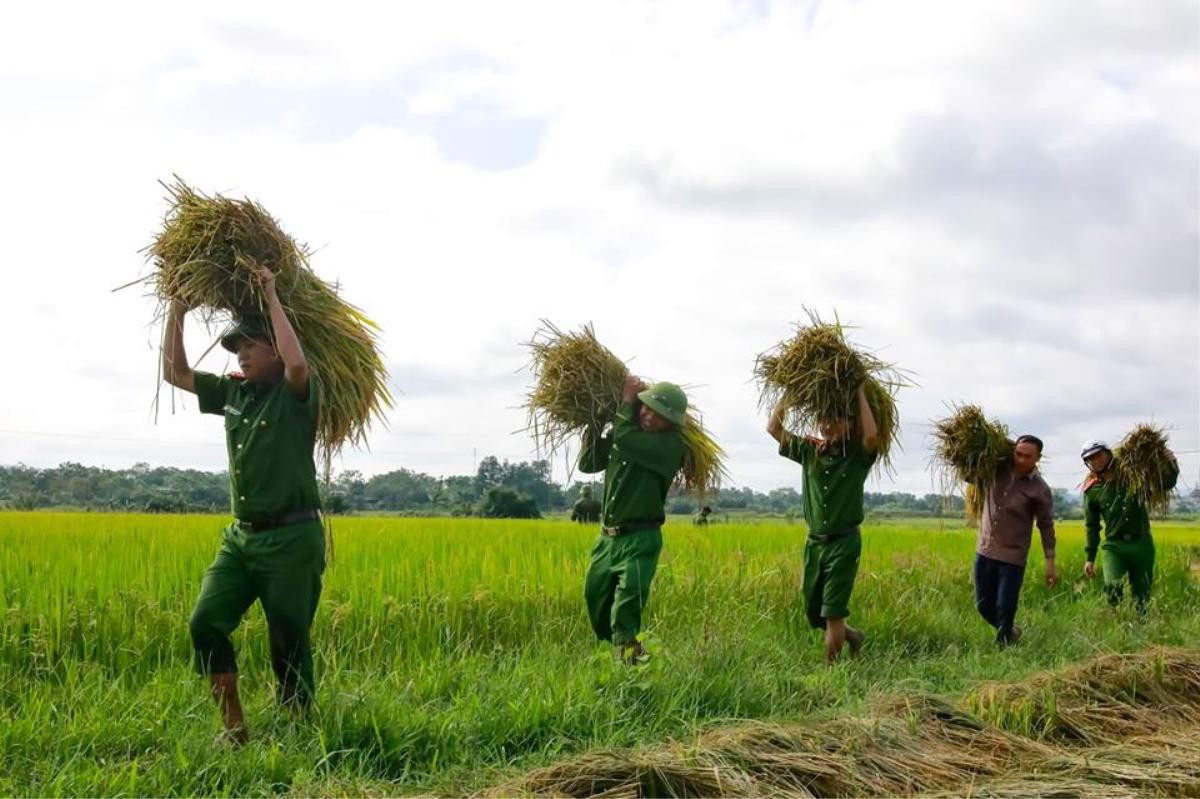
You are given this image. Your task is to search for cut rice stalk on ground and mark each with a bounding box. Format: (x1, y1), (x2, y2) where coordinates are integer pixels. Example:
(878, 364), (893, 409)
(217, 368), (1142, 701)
(484, 648), (1200, 798)
(523, 321), (727, 495)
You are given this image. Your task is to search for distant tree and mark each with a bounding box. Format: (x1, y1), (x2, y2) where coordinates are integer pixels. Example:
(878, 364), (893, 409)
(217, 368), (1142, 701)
(474, 456), (505, 497)
(476, 486), (541, 519)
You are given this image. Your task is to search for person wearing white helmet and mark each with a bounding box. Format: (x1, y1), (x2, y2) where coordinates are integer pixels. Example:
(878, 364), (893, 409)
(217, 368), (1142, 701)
(1080, 439), (1178, 612)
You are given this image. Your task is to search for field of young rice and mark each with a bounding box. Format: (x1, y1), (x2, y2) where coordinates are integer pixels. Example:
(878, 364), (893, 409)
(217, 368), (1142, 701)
(2, 512), (1198, 796)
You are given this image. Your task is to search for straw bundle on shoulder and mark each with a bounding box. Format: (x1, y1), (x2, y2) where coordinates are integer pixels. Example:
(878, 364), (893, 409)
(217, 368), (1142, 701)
(523, 321), (727, 495)
(754, 310), (905, 471)
(137, 179), (391, 466)
(931, 404), (1014, 523)
(1112, 424), (1177, 513)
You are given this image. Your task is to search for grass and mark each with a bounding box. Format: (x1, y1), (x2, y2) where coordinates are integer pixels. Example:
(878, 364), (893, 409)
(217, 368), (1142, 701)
(1, 512), (1198, 796)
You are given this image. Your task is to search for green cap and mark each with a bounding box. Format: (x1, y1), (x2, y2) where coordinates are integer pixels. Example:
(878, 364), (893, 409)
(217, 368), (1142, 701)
(580, 485), (593, 497)
(219, 315), (272, 353)
(637, 381), (688, 426)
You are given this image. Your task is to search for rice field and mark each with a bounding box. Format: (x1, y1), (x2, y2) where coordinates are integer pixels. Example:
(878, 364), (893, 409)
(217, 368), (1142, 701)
(2, 512), (1198, 796)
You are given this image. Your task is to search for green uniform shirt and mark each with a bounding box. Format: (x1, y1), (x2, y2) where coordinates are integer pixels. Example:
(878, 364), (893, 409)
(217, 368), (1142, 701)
(578, 401), (685, 528)
(194, 371), (322, 524)
(1084, 457), (1178, 561)
(779, 432), (876, 536)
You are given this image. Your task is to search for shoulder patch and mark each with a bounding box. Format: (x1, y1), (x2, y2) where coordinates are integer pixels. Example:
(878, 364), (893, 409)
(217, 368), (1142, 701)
(1082, 474), (1100, 493)
(226, 371), (246, 381)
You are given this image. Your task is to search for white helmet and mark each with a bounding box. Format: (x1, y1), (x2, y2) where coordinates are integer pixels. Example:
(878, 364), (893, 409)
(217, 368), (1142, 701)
(1080, 439), (1110, 461)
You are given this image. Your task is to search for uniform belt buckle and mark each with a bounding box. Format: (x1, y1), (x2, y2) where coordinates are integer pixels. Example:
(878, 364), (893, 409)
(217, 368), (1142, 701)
(602, 526), (621, 537)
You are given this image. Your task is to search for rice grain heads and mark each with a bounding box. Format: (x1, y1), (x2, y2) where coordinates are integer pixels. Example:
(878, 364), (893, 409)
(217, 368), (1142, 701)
(140, 179), (391, 467)
(754, 311), (905, 471)
(1112, 424), (1178, 514)
(523, 321), (727, 495)
(931, 404), (1014, 523)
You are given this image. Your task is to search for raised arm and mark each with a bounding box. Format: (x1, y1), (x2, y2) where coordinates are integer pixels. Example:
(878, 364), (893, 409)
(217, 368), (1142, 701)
(767, 401), (786, 443)
(857, 384), (878, 455)
(578, 426), (613, 474)
(162, 299), (196, 393)
(253, 264), (309, 398)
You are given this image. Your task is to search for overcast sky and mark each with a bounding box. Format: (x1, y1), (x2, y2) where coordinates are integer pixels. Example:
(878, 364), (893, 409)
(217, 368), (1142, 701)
(1, 0), (1196, 496)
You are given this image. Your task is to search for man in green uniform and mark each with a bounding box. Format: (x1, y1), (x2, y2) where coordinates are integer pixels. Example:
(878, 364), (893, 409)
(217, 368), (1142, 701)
(161, 263), (324, 745)
(570, 485), (602, 523)
(1081, 439), (1179, 613)
(579, 376), (686, 662)
(768, 385), (878, 663)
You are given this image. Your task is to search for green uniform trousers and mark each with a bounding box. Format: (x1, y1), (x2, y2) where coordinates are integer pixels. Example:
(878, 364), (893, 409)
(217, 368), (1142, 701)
(802, 526), (862, 629)
(584, 527), (662, 646)
(1101, 536), (1154, 610)
(189, 519), (325, 706)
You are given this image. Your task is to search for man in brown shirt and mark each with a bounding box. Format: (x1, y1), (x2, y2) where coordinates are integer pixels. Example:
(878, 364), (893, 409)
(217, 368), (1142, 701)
(974, 434), (1058, 646)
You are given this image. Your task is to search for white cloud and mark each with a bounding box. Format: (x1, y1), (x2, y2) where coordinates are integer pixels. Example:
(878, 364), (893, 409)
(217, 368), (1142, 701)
(0, 0), (1196, 497)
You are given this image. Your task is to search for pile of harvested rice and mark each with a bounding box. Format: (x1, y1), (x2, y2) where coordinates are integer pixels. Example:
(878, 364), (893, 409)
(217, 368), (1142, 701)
(754, 310), (904, 471)
(931, 404), (1014, 523)
(136, 179), (391, 467)
(484, 647), (1200, 798)
(1112, 424), (1177, 513)
(523, 321), (726, 495)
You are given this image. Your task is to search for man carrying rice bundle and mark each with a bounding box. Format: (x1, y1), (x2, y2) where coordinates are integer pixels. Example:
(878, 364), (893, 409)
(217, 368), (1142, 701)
(1081, 435), (1179, 613)
(972, 434), (1057, 647)
(579, 377), (687, 664)
(767, 387), (877, 664)
(757, 312), (903, 664)
(140, 180), (389, 745)
(162, 264), (324, 745)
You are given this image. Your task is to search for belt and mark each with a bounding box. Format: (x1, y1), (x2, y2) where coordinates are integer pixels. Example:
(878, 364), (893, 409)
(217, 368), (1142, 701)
(237, 509), (321, 533)
(601, 521), (661, 537)
(808, 524), (860, 544)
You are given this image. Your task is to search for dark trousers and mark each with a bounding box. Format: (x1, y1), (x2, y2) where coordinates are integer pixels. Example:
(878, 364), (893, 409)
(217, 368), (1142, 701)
(973, 553), (1026, 646)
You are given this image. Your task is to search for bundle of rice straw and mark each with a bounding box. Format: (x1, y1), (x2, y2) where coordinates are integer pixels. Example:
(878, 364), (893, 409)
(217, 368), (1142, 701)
(931, 404), (1014, 523)
(523, 321), (726, 495)
(754, 310), (905, 471)
(136, 179), (391, 468)
(1112, 424), (1176, 513)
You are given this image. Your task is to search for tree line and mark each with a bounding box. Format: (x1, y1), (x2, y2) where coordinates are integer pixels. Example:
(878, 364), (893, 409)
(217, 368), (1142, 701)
(1, 460), (1195, 518)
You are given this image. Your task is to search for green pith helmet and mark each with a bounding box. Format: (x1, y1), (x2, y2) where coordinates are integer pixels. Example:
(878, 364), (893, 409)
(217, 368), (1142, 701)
(580, 485), (593, 498)
(637, 381), (688, 426)
(220, 315), (272, 353)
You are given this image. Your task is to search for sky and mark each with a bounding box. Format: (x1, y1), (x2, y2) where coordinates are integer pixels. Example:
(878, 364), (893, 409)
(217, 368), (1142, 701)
(0, 0), (1196, 496)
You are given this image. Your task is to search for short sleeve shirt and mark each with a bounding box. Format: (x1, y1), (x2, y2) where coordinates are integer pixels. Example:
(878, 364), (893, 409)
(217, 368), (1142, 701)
(779, 432), (876, 535)
(194, 371), (322, 523)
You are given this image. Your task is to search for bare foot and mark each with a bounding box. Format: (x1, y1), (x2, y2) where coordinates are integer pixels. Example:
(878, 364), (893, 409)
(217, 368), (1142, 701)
(620, 641), (650, 666)
(1009, 625), (1022, 644)
(846, 627), (866, 658)
(215, 725), (249, 747)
